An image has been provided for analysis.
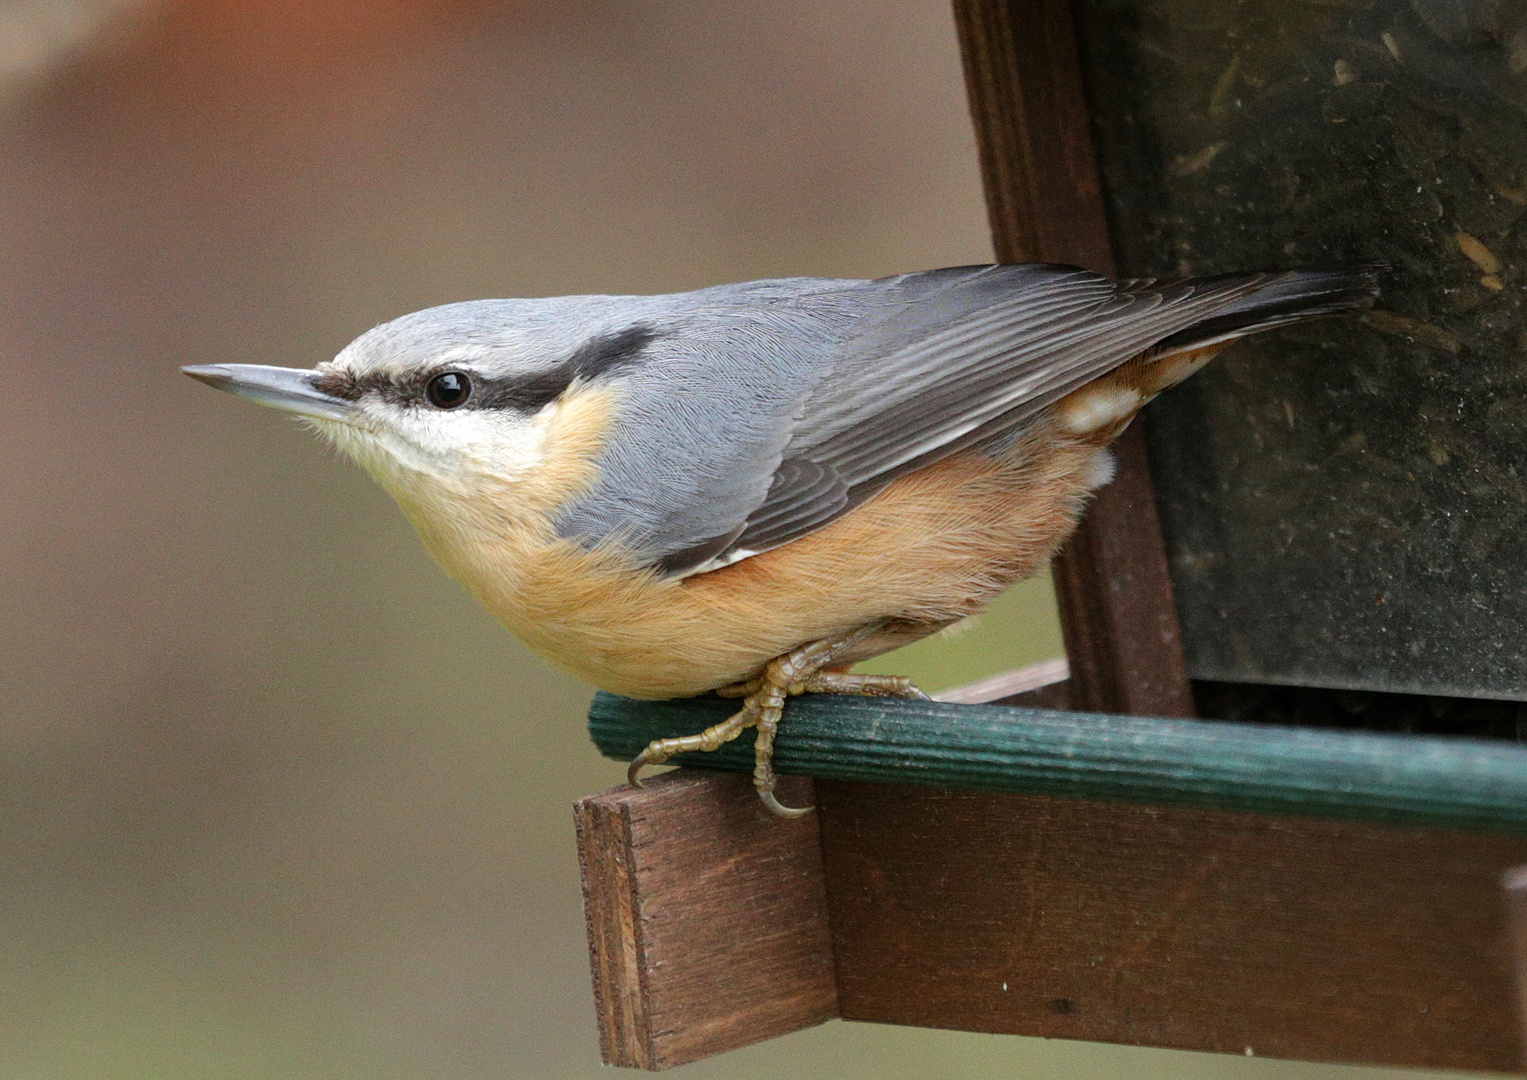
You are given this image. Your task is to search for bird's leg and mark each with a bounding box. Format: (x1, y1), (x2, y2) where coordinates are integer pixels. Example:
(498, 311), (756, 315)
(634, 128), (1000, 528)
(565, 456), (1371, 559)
(629, 623), (930, 818)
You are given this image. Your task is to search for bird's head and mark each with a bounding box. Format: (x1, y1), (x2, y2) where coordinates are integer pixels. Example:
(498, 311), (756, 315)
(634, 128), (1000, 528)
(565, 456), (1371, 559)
(183, 298), (658, 527)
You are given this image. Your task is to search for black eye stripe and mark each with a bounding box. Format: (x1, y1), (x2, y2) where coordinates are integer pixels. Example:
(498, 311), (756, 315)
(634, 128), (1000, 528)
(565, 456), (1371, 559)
(472, 325), (659, 411)
(314, 323), (659, 412)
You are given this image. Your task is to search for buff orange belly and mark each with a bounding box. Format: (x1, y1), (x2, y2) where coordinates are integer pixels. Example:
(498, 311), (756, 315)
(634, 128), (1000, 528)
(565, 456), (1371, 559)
(415, 414), (1110, 699)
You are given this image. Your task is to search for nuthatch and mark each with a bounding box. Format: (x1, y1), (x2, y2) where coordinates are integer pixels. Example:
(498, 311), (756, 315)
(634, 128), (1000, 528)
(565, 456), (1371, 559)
(184, 262), (1381, 816)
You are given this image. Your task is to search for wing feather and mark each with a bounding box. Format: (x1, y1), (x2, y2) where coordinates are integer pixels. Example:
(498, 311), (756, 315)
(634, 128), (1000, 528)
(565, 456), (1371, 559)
(556, 263), (1359, 578)
(705, 265), (1283, 568)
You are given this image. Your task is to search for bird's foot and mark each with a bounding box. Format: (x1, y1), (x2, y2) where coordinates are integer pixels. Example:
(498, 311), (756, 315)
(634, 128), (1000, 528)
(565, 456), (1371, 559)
(628, 624), (929, 818)
(625, 697), (762, 788)
(795, 671), (931, 699)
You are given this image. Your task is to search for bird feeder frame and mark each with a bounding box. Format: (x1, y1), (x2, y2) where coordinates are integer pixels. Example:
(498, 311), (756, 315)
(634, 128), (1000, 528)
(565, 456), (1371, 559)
(573, 0), (1527, 1070)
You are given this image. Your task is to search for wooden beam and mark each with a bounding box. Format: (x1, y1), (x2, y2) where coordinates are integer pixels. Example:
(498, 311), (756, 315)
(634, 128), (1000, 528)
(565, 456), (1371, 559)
(952, 0), (1195, 718)
(1506, 865), (1527, 1065)
(818, 781), (1527, 1073)
(952, 0), (1114, 273)
(573, 770), (837, 1070)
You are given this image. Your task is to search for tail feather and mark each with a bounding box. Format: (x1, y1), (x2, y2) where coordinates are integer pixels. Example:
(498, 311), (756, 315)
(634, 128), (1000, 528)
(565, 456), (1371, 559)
(1153, 264), (1385, 353)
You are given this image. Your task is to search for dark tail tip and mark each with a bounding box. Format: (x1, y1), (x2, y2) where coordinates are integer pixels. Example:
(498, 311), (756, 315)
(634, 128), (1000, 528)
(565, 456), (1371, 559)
(1158, 263), (1386, 351)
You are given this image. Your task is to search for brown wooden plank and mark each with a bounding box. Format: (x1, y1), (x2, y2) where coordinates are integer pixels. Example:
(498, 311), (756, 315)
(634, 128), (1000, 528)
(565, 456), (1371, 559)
(952, 0), (1195, 718)
(1506, 865), (1527, 1066)
(951, 0), (1115, 272)
(574, 770), (838, 1070)
(818, 780), (1527, 1073)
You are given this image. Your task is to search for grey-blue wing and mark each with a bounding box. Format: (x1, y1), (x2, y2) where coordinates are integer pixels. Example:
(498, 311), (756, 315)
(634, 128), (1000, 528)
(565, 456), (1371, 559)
(719, 263), (1292, 561)
(555, 264), (1315, 577)
(549, 279), (857, 574)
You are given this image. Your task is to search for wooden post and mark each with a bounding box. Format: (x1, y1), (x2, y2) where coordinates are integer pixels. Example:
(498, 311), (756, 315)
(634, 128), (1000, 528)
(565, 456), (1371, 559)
(952, 0), (1196, 718)
(1506, 865), (1527, 1067)
(573, 770), (837, 1069)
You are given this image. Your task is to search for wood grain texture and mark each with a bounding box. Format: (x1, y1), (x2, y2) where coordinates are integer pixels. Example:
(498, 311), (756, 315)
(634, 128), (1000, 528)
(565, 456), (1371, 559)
(818, 781), (1527, 1073)
(589, 693), (1527, 834)
(1507, 865), (1527, 1064)
(573, 770), (838, 1070)
(952, 0), (1114, 272)
(952, 0), (1195, 718)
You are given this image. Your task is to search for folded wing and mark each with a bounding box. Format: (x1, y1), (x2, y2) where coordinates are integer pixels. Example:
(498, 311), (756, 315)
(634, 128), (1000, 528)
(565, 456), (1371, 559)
(694, 263), (1292, 568)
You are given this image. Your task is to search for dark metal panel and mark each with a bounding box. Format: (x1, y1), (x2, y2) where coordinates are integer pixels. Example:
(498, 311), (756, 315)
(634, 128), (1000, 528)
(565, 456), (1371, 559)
(1072, 0), (1527, 701)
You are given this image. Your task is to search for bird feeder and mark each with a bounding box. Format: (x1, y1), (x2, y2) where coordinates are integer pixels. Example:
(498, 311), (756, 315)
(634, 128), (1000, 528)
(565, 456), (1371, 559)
(574, 0), (1527, 1070)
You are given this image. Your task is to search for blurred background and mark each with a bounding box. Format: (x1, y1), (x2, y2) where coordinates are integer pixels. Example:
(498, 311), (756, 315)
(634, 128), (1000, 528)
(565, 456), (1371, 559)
(0, 0), (1486, 1077)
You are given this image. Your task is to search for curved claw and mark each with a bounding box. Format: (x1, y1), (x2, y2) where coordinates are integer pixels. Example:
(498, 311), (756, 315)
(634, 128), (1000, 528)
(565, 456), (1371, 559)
(758, 788), (814, 818)
(907, 685), (933, 701)
(627, 748), (656, 789)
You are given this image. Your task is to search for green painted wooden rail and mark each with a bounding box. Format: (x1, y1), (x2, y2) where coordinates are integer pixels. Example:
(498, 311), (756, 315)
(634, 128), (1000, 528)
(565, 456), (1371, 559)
(588, 692), (1527, 833)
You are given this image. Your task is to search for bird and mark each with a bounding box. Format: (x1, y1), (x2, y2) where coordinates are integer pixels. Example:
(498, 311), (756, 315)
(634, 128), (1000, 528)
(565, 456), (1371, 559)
(183, 261), (1381, 816)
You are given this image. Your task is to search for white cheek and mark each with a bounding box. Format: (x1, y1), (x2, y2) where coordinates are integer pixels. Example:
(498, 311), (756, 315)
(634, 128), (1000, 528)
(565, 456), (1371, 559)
(399, 407), (550, 479)
(319, 403), (552, 486)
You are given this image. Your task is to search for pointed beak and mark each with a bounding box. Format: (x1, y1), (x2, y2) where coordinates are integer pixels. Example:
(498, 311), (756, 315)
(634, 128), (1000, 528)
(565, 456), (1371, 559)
(181, 364), (355, 422)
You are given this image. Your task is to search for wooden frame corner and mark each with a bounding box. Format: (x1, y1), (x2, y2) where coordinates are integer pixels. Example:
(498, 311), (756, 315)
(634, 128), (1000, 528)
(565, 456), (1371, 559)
(574, 770), (838, 1069)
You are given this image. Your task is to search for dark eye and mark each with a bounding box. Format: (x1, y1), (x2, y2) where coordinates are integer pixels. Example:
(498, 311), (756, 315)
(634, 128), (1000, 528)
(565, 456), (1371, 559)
(425, 371), (472, 409)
